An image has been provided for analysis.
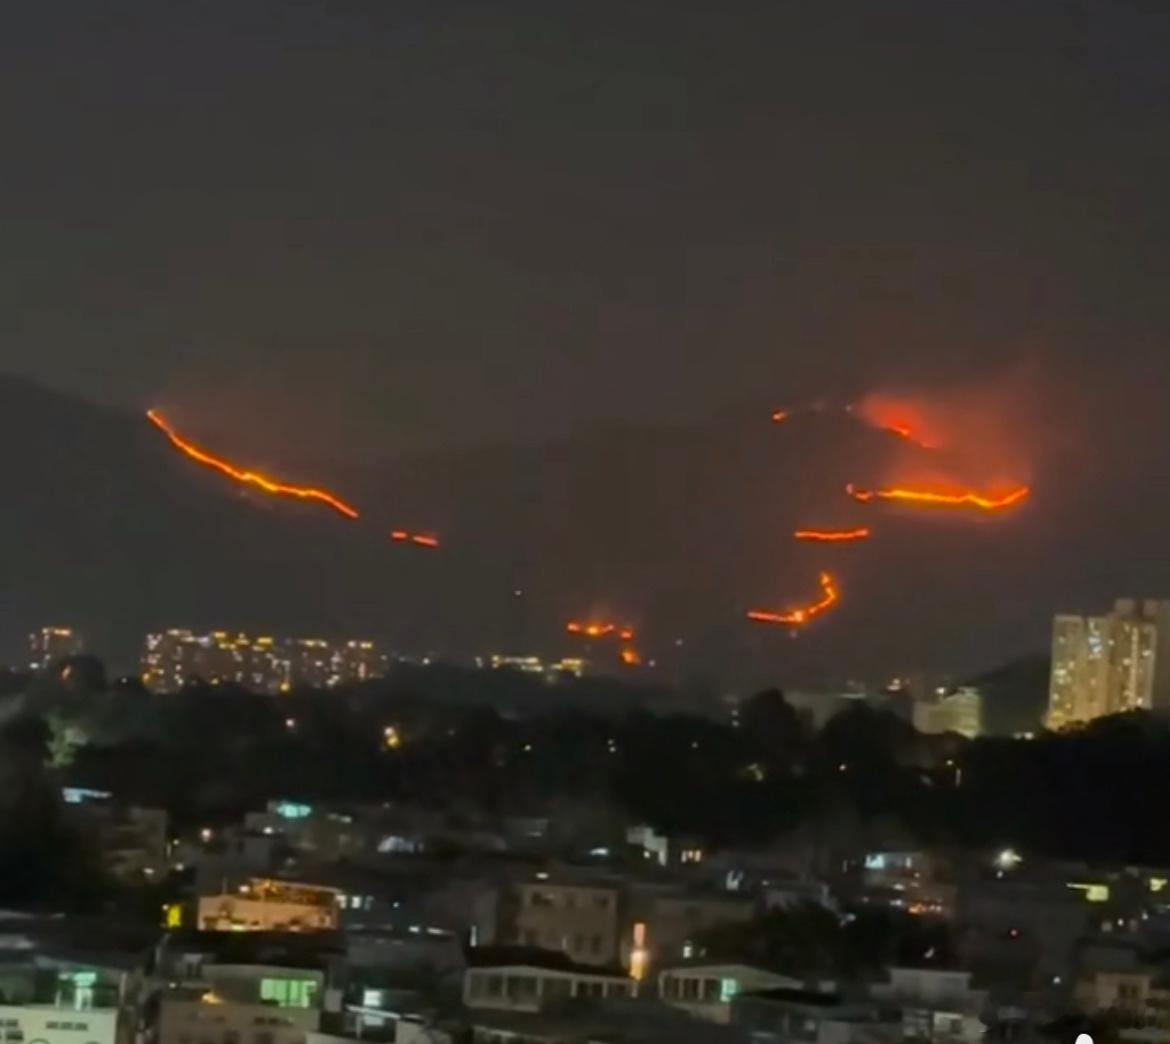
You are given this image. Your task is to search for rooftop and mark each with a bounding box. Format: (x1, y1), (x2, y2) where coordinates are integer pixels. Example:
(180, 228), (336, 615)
(466, 945), (628, 978)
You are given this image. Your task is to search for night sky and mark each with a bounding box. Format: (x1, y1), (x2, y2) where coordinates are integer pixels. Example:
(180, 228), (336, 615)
(5, 0), (1170, 456)
(5, 1), (1170, 681)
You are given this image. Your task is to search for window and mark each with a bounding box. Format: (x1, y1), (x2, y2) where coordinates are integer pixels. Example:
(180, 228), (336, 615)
(662, 976), (678, 999)
(4, 1031), (22, 1043)
(720, 979), (739, 1002)
(572, 933), (585, 953)
(543, 977), (572, 999)
(259, 978), (318, 1009)
(703, 979), (720, 1001)
(506, 975), (538, 999)
(486, 974), (504, 998)
(595, 895), (610, 910)
(682, 979), (699, 1000)
(591, 934), (602, 955)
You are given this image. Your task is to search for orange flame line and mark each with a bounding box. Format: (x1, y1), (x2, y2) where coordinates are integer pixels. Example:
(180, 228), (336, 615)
(566, 621), (633, 640)
(620, 647), (641, 666)
(748, 571), (839, 627)
(846, 483), (1029, 511)
(793, 527), (870, 542)
(880, 424), (936, 449)
(410, 534), (440, 548)
(146, 409), (359, 519)
(390, 530), (409, 541)
(771, 409), (789, 423)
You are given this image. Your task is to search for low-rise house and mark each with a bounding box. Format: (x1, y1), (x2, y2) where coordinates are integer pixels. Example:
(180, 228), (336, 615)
(197, 879), (341, 932)
(463, 948), (633, 1014)
(0, 956), (132, 1044)
(732, 986), (902, 1044)
(657, 962), (804, 1023)
(870, 966), (987, 1044)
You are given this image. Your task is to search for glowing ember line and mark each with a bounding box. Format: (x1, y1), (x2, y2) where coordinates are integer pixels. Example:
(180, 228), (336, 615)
(793, 527), (870, 543)
(846, 483), (1029, 511)
(880, 424), (936, 449)
(566, 621), (633, 640)
(748, 571), (839, 627)
(146, 409), (359, 519)
(771, 409), (789, 423)
(390, 530), (439, 548)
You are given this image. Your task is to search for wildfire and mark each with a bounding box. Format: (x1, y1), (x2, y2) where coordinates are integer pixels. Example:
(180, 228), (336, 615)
(390, 530), (440, 548)
(566, 621), (634, 640)
(620, 647), (642, 666)
(846, 483), (1029, 511)
(748, 571), (839, 627)
(771, 409), (789, 423)
(145, 409), (359, 519)
(793, 527), (870, 543)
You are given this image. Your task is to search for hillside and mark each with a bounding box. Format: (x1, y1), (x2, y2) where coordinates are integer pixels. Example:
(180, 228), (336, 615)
(0, 374), (1141, 685)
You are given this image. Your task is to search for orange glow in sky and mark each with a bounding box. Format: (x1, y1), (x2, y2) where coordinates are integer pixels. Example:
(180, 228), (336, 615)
(846, 483), (1029, 511)
(879, 423), (935, 448)
(747, 571), (839, 627)
(620, 647), (642, 666)
(771, 409), (788, 423)
(793, 527), (870, 543)
(146, 408), (360, 519)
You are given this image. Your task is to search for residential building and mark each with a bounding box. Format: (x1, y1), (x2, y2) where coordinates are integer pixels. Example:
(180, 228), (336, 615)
(732, 986), (901, 1044)
(1047, 599), (1170, 729)
(140, 630), (388, 693)
(634, 891), (755, 967)
(463, 948), (633, 1013)
(913, 688), (983, 739)
(657, 961), (804, 1023)
(1074, 967), (1170, 1029)
(870, 967), (987, 1044)
(507, 878), (622, 967)
(197, 879), (341, 932)
(28, 626), (83, 669)
(243, 800), (368, 864)
(0, 960), (126, 1044)
(156, 963), (326, 1044)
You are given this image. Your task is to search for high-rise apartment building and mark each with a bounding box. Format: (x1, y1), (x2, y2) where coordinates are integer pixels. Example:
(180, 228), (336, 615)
(28, 626), (83, 669)
(140, 631), (388, 694)
(1046, 599), (1170, 729)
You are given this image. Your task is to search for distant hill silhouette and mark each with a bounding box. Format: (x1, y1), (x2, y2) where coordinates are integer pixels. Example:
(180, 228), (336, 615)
(0, 373), (1153, 686)
(965, 654), (1051, 736)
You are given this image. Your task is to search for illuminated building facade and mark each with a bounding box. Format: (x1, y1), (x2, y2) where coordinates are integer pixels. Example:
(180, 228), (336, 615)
(196, 878), (340, 932)
(140, 630), (388, 693)
(1047, 599), (1170, 729)
(28, 626), (83, 669)
(913, 686), (983, 739)
(485, 654), (587, 680)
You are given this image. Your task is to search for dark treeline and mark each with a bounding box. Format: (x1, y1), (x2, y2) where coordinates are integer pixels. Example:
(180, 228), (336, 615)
(3, 660), (1170, 889)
